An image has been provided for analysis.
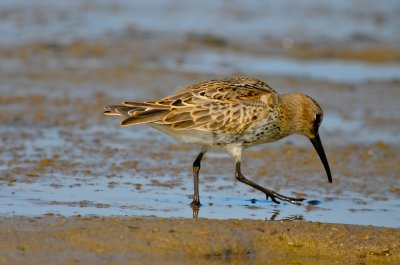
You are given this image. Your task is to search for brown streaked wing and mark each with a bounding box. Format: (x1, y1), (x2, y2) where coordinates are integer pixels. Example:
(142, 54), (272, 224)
(122, 101), (170, 110)
(119, 77), (276, 132)
(190, 77), (276, 103)
(121, 109), (169, 126)
(154, 77), (276, 133)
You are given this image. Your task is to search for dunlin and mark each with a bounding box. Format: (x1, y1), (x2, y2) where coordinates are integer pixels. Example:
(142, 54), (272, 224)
(104, 77), (332, 206)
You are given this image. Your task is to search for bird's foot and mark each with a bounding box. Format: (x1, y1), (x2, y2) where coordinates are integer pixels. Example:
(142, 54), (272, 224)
(190, 200), (201, 219)
(190, 199), (202, 207)
(265, 192), (305, 206)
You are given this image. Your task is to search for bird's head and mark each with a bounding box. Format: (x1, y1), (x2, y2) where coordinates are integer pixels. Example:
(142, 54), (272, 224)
(282, 93), (332, 183)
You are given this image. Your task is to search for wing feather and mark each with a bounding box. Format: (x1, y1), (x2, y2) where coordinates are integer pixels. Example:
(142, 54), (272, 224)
(105, 77), (277, 134)
(122, 102), (170, 110)
(121, 110), (168, 126)
(171, 120), (196, 129)
(163, 111), (192, 123)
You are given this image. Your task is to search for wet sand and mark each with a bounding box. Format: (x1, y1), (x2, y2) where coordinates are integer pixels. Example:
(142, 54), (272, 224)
(1, 1), (400, 264)
(0, 216), (399, 264)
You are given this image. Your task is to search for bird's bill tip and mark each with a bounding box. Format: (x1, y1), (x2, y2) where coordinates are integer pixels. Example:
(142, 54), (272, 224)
(310, 134), (332, 183)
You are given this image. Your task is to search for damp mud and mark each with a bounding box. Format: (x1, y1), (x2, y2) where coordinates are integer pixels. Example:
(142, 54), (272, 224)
(1, 1), (400, 264)
(1, 216), (399, 265)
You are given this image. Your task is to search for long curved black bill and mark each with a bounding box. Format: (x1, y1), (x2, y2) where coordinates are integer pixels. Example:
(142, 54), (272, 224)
(310, 134), (332, 183)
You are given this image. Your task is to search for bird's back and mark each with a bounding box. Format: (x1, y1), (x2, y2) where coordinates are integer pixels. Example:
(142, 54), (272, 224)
(104, 77), (282, 144)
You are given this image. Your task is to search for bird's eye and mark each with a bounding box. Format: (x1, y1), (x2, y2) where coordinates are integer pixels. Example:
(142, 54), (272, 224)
(313, 113), (322, 133)
(315, 113), (321, 124)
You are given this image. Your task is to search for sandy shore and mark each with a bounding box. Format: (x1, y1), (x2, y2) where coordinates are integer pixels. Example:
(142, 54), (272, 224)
(0, 216), (399, 264)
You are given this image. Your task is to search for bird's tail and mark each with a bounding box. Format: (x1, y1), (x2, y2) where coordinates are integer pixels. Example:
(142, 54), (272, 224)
(104, 102), (169, 127)
(104, 105), (133, 117)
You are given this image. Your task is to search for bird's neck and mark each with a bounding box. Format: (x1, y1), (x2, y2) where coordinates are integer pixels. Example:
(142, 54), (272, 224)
(280, 93), (306, 136)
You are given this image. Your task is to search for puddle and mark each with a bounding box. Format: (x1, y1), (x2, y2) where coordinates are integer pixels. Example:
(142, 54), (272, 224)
(151, 51), (400, 83)
(1, 175), (399, 228)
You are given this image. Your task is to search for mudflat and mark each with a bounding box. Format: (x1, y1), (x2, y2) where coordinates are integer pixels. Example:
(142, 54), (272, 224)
(0, 216), (399, 265)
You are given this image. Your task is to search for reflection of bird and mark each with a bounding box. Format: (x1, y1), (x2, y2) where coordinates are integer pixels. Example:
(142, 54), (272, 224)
(104, 77), (332, 206)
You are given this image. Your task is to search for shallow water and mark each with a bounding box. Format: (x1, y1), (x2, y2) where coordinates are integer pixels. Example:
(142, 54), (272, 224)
(1, 122), (399, 227)
(322, 111), (399, 144)
(151, 51), (400, 83)
(1, 172), (399, 227)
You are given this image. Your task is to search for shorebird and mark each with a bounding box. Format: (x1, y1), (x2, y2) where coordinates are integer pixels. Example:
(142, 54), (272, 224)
(104, 77), (332, 206)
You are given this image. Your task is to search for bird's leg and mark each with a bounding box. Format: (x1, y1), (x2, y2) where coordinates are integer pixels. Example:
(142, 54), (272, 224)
(235, 162), (305, 206)
(190, 148), (206, 207)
